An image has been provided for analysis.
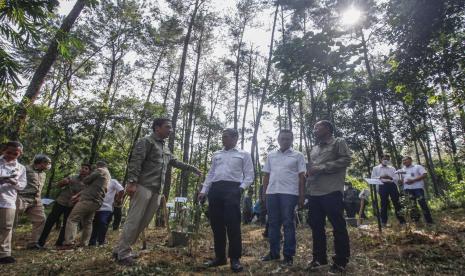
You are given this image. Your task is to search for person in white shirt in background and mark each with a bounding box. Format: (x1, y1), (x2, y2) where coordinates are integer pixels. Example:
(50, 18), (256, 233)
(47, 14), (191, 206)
(198, 128), (254, 273)
(371, 154), (406, 226)
(401, 156), (433, 224)
(89, 177), (124, 246)
(0, 141), (27, 264)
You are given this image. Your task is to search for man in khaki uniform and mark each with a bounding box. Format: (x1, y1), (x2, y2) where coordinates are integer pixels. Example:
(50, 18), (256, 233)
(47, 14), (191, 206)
(16, 154), (51, 249)
(38, 163), (91, 247)
(62, 161), (110, 248)
(113, 118), (201, 266)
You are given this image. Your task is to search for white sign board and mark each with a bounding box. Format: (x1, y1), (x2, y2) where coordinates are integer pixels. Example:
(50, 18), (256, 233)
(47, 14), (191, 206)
(166, 202), (175, 208)
(41, 198), (55, 205)
(364, 178), (384, 185)
(174, 197), (188, 203)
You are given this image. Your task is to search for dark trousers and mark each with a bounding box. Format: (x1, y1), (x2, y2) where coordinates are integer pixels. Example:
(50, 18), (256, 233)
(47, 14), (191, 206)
(207, 181), (242, 260)
(405, 189), (433, 223)
(308, 191), (350, 266)
(266, 193), (298, 258)
(89, 211), (113, 245)
(112, 206), (122, 230)
(344, 202), (359, 218)
(38, 202), (72, 246)
(379, 182), (405, 224)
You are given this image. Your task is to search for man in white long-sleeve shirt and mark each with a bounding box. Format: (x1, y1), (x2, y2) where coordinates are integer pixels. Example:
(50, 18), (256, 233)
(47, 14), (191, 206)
(198, 128), (254, 273)
(371, 154), (405, 226)
(0, 141), (27, 264)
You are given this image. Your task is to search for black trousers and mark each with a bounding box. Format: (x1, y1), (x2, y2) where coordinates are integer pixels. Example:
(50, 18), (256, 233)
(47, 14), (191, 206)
(38, 202), (72, 246)
(344, 202), (359, 218)
(208, 181), (242, 260)
(111, 206), (122, 230)
(308, 191), (350, 266)
(379, 182), (405, 224)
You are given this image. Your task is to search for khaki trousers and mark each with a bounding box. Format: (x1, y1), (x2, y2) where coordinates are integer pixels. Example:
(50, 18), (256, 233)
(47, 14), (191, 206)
(16, 198), (46, 245)
(0, 208), (16, 258)
(113, 185), (160, 260)
(64, 200), (100, 246)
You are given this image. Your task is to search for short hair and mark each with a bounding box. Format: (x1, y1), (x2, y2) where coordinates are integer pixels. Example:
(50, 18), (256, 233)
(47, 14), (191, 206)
(402, 156), (412, 161)
(96, 160), (107, 168)
(5, 141), (23, 150)
(278, 129), (294, 138)
(151, 118), (171, 131)
(81, 163), (92, 170)
(223, 128), (239, 138)
(381, 154), (391, 160)
(316, 120), (334, 134)
(33, 154), (51, 164)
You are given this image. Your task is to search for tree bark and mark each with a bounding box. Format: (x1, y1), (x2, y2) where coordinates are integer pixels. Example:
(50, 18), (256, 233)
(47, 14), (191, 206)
(180, 23), (204, 197)
(10, 0), (87, 139)
(163, 0), (201, 200)
(250, 3), (278, 173)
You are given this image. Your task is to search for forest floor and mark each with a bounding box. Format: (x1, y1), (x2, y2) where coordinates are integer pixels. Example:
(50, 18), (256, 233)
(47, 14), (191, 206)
(1, 207), (465, 275)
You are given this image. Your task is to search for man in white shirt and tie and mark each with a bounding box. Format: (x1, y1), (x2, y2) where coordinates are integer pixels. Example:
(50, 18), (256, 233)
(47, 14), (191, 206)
(198, 128), (254, 273)
(371, 154), (405, 226)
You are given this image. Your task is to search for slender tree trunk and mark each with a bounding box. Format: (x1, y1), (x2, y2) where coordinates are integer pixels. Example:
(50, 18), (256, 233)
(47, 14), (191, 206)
(234, 25), (246, 130)
(440, 86), (463, 181)
(10, 0), (87, 139)
(240, 48), (254, 149)
(163, 0), (201, 200)
(251, 3), (278, 171)
(359, 29), (383, 159)
(180, 24), (204, 197)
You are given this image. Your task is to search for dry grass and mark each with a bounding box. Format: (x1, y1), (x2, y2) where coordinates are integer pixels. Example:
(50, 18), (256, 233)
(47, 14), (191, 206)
(1, 208), (465, 275)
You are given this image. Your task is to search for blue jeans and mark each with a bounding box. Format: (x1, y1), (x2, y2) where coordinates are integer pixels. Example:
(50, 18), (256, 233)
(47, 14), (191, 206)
(89, 211), (113, 245)
(266, 193), (298, 258)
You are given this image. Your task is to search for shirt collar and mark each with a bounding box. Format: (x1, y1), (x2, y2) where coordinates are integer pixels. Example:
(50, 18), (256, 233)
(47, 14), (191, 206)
(0, 155), (18, 166)
(318, 136), (335, 146)
(151, 133), (165, 143)
(278, 148), (293, 154)
(222, 147), (238, 152)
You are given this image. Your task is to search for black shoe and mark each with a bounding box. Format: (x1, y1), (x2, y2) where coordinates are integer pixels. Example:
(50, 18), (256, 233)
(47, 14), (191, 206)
(27, 243), (44, 250)
(328, 263), (346, 274)
(117, 256), (136, 266)
(230, 258), (243, 273)
(307, 259), (328, 271)
(281, 256), (293, 267)
(260, 253), (280, 261)
(204, 258), (227, 267)
(0, 256), (16, 264)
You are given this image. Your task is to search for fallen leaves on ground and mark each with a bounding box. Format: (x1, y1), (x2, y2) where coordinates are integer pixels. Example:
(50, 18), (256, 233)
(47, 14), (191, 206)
(2, 208), (465, 275)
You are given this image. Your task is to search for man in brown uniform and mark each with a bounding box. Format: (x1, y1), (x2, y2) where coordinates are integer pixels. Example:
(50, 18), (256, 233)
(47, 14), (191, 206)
(38, 163), (91, 247)
(62, 161), (110, 247)
(113, 118), (201, 266)
(306, 120), (351, 274)
(16, 154), (51, 249)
